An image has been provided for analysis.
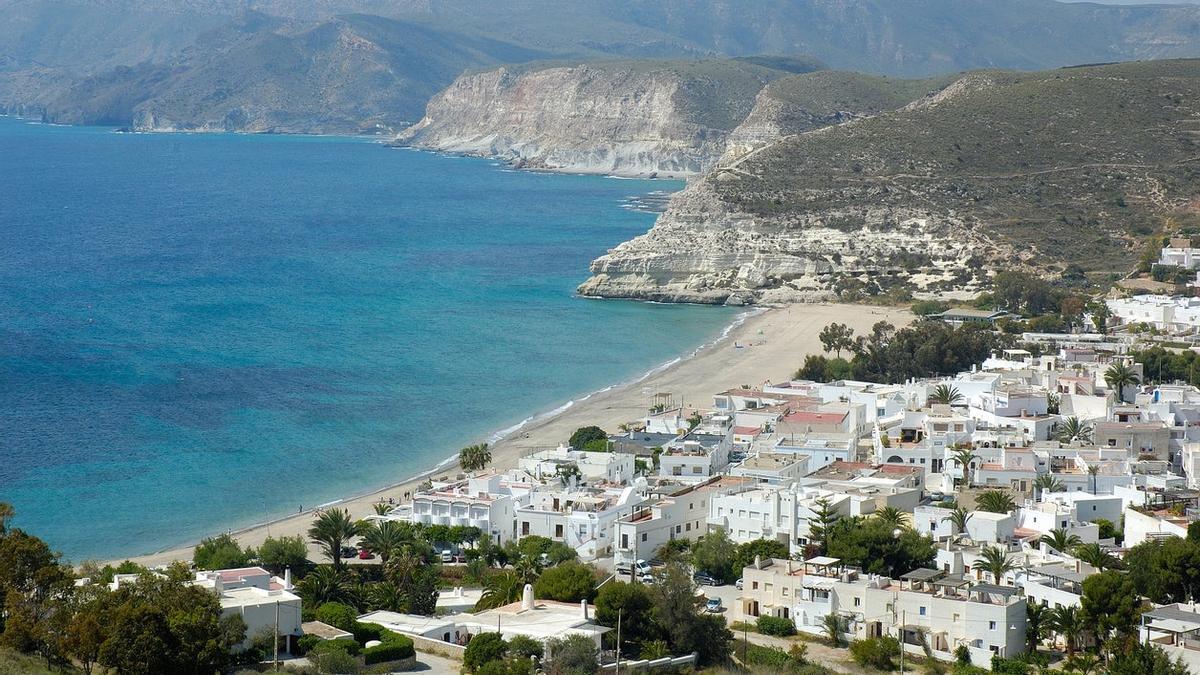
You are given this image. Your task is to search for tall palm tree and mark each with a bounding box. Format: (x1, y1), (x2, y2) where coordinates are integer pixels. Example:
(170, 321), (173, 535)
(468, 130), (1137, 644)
(1073, 543), (1120, 571)
(308, 508), (363, 567)
(972, 545), (1018, 585)
(1104, 363), (1140, 403)
(386, 547), (425, 588)
(1025, 601), (1049, 654)
(822, 613), (847, 647)
(372, 502), (393, 516)
(476, 571), (524, 611)
(951, 447), (980, 489)
(1087, 463), (1100, 496)
(975, 490), (1018, 514)
(360, 520), (408, 567)
(1039, 528), (1082, 555)
(874, 506), (907, 529)
(942, 506), (973, 540)
(1033, 474), (1065, 500)
(298, 565), (357, 607)
(931, 384), (964, 406)
(1055, 417), (1093, 444)
(1048, 605), (1084, 659)
(458, 443), (492, 473)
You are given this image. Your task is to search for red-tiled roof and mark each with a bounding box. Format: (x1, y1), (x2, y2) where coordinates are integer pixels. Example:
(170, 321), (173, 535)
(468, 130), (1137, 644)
(733, 426), (763, 435)
(783, 410), (848, 425)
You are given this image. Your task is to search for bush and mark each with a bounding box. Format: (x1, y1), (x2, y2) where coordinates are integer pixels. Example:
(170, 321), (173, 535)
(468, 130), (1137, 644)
(296, 634), (323, 655)
(308, 638), (361, 657)
(533, 562), (597, 602)
(507, 634), (544, 661)
(309, 648), (359, 674)
(464, 632), (508, 672)
(193, 533), (252, 570)
(756, 615), (797, 637)
(744, 644), (792, 668)
(350, 621), (384, 644)
(315, 602), (358, 631)
(569, 426), (607, 450)
(849, 636), (900, 670)
(362, 633), (415, 664)
(990, 655), (1031, 675)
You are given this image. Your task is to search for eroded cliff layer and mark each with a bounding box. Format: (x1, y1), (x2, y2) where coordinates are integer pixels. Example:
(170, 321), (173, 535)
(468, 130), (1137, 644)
(580, 60), (1200, 305)
(395, 57), (822, 176)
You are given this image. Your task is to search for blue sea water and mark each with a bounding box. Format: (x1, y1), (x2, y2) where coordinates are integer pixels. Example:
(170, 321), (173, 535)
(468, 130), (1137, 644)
(0, 117), (736, 561)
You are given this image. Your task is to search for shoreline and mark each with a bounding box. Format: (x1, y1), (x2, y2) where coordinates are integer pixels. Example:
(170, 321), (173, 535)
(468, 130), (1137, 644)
(113, 302), (912, 568)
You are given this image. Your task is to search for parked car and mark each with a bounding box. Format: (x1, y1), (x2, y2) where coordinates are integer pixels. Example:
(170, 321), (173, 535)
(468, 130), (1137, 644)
(705, 597), (723, 613)
(639, 573), (655, 585)
(339, 546), (357, 560)
(693, 572), (720, 586)
(618, 559), (653, 577)
(440, 549), (454, 563)
(358, 548), (374, 560)
(735, 578), (744, 590)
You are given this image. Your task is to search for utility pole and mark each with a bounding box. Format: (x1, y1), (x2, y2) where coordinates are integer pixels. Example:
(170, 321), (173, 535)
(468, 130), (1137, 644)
(615, 608), (622, 675)
(273, 599), (279, 671)
(899, 609), (905, 673)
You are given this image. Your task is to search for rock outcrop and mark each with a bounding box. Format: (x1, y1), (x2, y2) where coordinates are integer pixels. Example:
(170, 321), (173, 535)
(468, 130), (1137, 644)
(395, 58), (822, 177)
(580, 60), (1200, 305)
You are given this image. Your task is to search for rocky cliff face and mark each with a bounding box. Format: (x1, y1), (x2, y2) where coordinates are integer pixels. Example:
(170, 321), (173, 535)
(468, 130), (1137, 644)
(579, 60), (1200, 305)
(396, 58), (822, 176)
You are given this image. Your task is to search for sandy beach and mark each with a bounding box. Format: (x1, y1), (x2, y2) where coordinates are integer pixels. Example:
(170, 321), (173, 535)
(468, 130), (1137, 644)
(117, 302), (912, 568)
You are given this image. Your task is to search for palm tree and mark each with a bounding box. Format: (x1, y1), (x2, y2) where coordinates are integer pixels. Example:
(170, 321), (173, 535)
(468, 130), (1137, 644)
(931, 384), (964, 406)
(1055, 417), (1093, 444)
(942, 506), (973, 540)
(951, 447), (979, 489)
(1065, 653), (1099, 674)
(386, 547), (425, 588)
(1104, 363), (1140, 403)
(360, 520), (408, 567)
(368, 582), (408, 612)
(298, 565), (357, 607)
(1048, 605), (1084, 659)
(1087, 463), (1100, 496)
(874, 506), (907, 529)
(822, 613), (847, 647)
(1025, 601), (1049, 654)
(515, 554), (543, 584)
(975, 490), (1018, 514)
(458, 443), (492, 473)
(1033, 474), (1065, 500)
(1039, 528), (1082, 555)
(972, 545), (1018, 585)
(308, 508), (363, 567)
(476, 571), (524, 611)
(1073, 543), (1120, 571)
(372, 502), (393, 516)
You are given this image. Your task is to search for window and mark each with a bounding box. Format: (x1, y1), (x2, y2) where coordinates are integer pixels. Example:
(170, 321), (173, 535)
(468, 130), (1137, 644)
(641, 533), (648, 542)
(854, 597), (861, 607)
(782, 587), (789, 597)
(953, 613), (960, 623)
(752, 581), (758, 590)
(676, 525), (682, 534)
(555, 524), (563, 538)
(686, 523), (691, 532)
(989, 621), (997, 631)
(522, 522), (530, 535)
(692, 466), (703, 474)
(622, 534), (629, 548)
(919, 606), (926, 616)
(672, 466), (682, 476)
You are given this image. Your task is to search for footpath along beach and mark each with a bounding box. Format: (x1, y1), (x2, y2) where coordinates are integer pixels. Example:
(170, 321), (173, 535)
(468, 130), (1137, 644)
(117, 302), (912, 568)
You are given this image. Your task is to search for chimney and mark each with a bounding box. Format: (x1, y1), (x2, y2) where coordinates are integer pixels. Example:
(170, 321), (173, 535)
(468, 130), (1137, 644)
(522, 584), (535, 611)
(581, 599), (589, 621)
(755, 554), (762, 569)
(283, 568), (293, 590)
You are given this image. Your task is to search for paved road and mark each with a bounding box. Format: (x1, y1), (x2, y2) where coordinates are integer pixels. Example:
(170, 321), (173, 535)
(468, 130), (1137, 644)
(408, 651), (461, 674)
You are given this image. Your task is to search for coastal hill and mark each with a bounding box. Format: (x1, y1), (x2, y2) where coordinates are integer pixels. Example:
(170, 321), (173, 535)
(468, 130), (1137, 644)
(578, 59), (1200, 305)
(6, 0), (1200, 132)
(396, 57), (825, 177)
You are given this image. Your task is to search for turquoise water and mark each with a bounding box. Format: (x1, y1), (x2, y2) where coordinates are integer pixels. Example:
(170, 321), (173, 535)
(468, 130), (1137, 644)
(0, 117), (736, 561)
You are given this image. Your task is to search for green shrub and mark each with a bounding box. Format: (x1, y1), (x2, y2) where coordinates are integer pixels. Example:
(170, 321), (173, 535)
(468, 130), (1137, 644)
(744, 644), (791, 668)
(308, 638), (360, 657)
(315, 602), (358, 631)
(756, 615), (797, 637)
(362, 634), (415, 664)
(849, 636), (900, 670)
(990, 655), (1030, 674)
(464, 632), (508, 672)
(350, 621), (384, 644)
(309, 648), (359, 674)
(296, 634), (323, 655)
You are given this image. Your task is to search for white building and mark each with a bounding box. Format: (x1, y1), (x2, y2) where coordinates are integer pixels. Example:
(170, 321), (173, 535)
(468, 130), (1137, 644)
(613, 476), (749, 568)
(518, 444), (635, 485)
(408, 473), (524, 544)
(1107, 295), (1200, 334)
(515, 484), (644, 559)
(194, 567), (303, 653)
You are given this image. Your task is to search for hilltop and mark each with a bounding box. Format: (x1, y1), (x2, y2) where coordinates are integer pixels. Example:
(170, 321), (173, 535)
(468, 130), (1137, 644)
(5, 0), (1200, 132)
(579, 59), (1200, 305)
(396, 56), (824, 176)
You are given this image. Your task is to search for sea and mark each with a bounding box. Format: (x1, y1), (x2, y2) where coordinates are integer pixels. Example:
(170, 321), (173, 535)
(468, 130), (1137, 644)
(0, 117), (738, 561)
